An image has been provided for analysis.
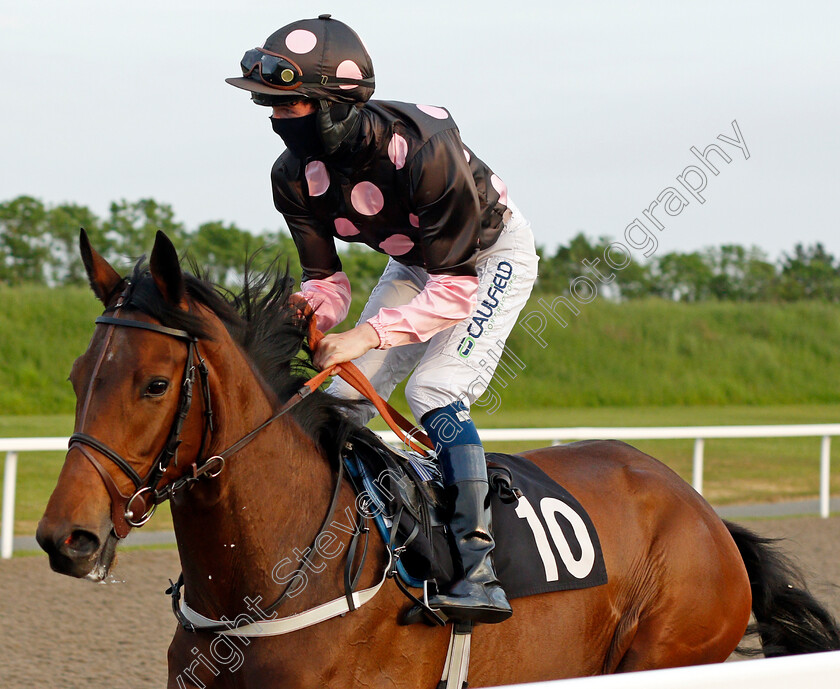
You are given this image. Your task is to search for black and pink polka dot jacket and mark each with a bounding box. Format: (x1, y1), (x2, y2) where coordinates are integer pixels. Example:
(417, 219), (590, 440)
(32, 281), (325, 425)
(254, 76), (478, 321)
(271, 100), (510, 282)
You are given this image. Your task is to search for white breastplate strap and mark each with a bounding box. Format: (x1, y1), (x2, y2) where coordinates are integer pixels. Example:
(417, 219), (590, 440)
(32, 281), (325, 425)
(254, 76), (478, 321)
(178, 551), (392, 637)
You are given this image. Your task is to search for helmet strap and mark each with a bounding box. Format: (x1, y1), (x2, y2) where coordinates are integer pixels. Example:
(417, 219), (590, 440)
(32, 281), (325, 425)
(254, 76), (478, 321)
(317, 100), (362, 156)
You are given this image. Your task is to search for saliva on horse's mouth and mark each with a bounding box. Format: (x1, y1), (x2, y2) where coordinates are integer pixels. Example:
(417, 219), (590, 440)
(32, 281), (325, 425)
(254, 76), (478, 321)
(42, 529), (119, 581)
(84, 531), (119, 582)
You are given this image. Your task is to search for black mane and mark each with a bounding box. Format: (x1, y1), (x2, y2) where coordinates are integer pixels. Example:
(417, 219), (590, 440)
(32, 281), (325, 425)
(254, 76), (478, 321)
(118, 258), (358, 463)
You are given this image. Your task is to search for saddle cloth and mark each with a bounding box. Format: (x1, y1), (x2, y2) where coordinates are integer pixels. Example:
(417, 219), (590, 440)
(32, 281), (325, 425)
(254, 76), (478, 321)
(343, 429), (607, 600)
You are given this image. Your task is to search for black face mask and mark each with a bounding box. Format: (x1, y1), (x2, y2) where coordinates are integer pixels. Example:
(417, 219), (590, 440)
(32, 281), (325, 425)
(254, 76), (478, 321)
(270, 112), (324, 159)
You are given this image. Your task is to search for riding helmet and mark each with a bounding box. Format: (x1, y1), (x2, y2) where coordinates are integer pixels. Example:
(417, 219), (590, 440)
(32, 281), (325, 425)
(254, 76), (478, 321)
(226, 15), (375, 105)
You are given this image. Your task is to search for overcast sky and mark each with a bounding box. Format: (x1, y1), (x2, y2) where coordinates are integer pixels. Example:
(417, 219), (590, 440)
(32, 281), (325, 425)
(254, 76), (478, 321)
(2, 0), (838, 261)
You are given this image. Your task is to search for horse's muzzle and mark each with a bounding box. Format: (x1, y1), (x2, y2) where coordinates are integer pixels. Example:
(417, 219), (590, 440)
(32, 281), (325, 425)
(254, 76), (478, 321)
(36, 521), (116, 579)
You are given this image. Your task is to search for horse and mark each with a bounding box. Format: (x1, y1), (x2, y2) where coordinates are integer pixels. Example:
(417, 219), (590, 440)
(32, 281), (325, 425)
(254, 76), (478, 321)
(37, 230), (840, 688)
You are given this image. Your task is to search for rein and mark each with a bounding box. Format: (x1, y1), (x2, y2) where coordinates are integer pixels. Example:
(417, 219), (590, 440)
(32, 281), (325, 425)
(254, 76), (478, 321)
(70, 304), (437, 632)
(306, 322), (434, 455)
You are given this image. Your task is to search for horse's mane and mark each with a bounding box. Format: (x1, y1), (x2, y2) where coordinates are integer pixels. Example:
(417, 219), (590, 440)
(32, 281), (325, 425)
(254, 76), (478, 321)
(118, 257), (358, 464)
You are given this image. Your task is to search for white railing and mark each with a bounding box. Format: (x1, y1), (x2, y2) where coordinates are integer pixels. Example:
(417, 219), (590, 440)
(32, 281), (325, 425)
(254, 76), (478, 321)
(488, 650), (840, 689)
(380, 423), (838, 517)
(2, 424), (838, 559)
(0, 437), (68, 559)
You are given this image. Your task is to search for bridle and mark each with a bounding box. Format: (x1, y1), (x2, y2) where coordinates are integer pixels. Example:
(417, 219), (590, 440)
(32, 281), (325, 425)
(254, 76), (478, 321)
(67, 293), (433, 542)
(69, 299), (216, 538)
(68, 297), (322, 541)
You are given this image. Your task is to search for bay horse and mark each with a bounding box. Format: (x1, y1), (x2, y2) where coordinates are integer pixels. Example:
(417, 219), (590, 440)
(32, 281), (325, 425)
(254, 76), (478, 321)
(37, 231), (839, 687)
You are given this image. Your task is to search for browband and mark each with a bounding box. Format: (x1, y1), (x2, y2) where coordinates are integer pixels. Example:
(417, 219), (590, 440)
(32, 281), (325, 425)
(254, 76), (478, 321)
(95, 316), (194, 341)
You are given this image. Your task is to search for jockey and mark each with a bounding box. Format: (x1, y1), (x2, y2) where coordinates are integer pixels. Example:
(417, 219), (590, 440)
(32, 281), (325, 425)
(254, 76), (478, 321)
(227, 15), (538, 624)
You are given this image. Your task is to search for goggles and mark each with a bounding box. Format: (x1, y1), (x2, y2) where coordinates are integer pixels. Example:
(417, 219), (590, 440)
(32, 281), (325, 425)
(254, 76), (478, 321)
(240, 48), (305, 90)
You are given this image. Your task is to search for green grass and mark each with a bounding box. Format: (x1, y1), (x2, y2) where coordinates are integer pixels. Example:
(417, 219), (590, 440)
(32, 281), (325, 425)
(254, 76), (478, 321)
(0, 285), (102, 415)
(2, 287), (839, 539)
(5, 404), (838, 536)
(493, 298), (840, 408)
(3, 287), (840, 415)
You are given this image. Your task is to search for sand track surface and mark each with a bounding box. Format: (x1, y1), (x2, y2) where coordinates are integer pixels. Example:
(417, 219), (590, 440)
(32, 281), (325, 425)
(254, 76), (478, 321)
(2, 518), (838, 688)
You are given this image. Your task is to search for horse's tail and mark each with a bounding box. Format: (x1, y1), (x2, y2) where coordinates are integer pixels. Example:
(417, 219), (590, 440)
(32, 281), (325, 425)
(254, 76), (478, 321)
(725, 520), (840, 656)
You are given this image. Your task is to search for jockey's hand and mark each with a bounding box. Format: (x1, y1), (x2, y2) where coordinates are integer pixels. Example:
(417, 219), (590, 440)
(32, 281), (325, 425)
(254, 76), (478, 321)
(288, 293), (313, 319)
(313, 323), (380, 370)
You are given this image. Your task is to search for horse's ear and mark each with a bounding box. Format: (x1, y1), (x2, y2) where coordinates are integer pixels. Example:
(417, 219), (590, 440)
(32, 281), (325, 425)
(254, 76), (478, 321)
(79, 228), (125, 306)
(149, 231), (185, 306)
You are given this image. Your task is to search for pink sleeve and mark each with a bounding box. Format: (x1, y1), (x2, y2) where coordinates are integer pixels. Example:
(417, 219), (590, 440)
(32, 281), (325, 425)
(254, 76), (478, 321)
(366, 274), (479, 348)
(295, 271), (352, 332)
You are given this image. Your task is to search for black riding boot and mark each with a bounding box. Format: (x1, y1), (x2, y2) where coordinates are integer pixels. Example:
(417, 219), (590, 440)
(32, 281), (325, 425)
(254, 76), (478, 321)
(428, 444), (512, 624)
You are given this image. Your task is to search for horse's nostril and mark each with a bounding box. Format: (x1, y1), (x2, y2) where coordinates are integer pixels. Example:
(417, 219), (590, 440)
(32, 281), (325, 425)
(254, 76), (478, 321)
(61, 529), (101, 558)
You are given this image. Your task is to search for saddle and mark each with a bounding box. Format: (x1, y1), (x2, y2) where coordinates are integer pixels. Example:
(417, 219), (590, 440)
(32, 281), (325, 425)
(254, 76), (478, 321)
(344, 428), (521, 589)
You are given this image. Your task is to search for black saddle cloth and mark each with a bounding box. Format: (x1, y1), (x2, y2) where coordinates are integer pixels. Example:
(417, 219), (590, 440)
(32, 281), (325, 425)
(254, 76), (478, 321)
(344, 429), (607, 600)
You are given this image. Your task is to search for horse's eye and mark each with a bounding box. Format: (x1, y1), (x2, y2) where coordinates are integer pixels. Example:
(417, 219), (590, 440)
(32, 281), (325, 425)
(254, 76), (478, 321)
(145, 379), (169, 397)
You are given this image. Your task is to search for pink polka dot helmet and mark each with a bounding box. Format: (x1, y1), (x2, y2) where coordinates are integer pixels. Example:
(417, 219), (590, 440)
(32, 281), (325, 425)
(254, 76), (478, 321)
(226, 14), (375, 105)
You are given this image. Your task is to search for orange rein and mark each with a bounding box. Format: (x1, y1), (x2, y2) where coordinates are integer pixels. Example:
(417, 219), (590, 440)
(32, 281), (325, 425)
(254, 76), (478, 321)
(303, 318), (434, 456)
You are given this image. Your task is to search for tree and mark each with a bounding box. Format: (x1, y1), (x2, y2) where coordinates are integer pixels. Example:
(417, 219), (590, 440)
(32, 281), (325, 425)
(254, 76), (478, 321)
(703, 245), (776, 301)
(5, 193), (840, 303)
(0, 196), (49, 285)
(611, 258), (654, 300)
(105, 199), (185, 266)
(777, 243), (840, 301)
(262, 228), (303, 279)
(537, 232), (649, 300)
(46, 203), (105, 285)
(338, 243), (389, 294)
(184, 223), (302, 288)
(538, 233), (607, 294)
(184, 221), (261, 286)
(649, 251), (715, 302)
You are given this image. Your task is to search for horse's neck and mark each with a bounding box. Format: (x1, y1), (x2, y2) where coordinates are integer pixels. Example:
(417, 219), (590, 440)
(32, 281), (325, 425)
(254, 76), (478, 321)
(174, 423), (347, 614)
(170, 336), (360, 620)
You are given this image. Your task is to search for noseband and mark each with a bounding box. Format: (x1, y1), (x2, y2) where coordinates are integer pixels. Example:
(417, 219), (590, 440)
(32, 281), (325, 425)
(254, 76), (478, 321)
(69, 313), (215, 538)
